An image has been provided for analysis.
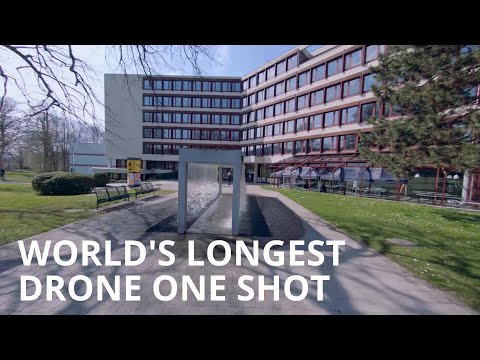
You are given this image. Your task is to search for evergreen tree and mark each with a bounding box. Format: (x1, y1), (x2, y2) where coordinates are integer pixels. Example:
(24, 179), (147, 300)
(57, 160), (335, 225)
(359, 45), (480, 178)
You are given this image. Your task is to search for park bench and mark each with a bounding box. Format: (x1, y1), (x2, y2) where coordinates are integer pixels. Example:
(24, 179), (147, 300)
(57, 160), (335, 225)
(415, 192), (462, 205)
(134, 182), (157, 199)
(94, 186), (130, 209)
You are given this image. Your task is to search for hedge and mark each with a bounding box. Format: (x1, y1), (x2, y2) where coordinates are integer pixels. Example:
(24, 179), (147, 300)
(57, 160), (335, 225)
(32, 172), (94, 195)
(93, 173), (111, 187)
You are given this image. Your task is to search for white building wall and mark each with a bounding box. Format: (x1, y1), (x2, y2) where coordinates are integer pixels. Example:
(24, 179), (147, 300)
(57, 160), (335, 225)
(70, 143), (106, 175)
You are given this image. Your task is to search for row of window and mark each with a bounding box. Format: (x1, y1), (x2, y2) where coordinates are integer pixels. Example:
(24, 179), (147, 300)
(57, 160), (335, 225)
(242, 134), (357, 156)
(242, 102), (400, 140)
(143, 95), (242, 109)
(143, 128), (240, 141)
(242, 73), (377, 124)
(243, 54), (298, 90)
(143, 79), (242, 92)
(243, 45), (385, 92)
(143, 143), (240, 155)
(143, 112), (241, 125)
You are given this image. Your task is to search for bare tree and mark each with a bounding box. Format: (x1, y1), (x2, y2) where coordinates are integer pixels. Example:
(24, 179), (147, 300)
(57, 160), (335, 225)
(0, 45), (217, 126)
(0, 97), (23, 168)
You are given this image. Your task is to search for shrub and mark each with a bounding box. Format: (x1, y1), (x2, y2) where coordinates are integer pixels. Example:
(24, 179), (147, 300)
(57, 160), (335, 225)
(93, 173), (111, 187)
(32, 172), (94, 195)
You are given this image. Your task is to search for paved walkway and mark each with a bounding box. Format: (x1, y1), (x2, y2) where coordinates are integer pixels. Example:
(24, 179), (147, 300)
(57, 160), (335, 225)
(0, 186), (474, 314)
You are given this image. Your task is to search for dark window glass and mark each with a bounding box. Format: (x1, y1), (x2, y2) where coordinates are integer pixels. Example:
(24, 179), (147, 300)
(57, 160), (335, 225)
(202, 98), (210, 108)
(192, 98), (201, 107)
(144, 79), (152, 90)
(343, 78), (360, 97)
(258, 71), (265, 84)
(212, 114), (221, 124)
(163, 80), (172, 90)
(173, 113), (182, 123)
(273, 122), (283, 135)
(361, 102), (377, 121)
(311, 64), (326, 82)
(275, 81), (284, 95)
(221, 114), (229, 125)
(344, 49), (362, 70)
(266, 86), (275, 99)
(143, 96), (152, 106)
(340, 134), (356, 150)
(162, 129), (171, 139)
(298, 71), (309, 87)
(143, 143), (153, 154)
(265, 105), (274, 118)
(287, 54), (298, 70)
(274, 102), (284, 116)
(276, 60), (286, 75)
(308, 138), (321, 153)
(310, 89), (324, 106)
(232, 99), (241, 108)
(232, 115), (240, 125)
(202, 130), (210, 140)
(264, 144), (273, 156)
(201, 114), (210, 124)
(194, 81), (202, 91)
(143, 112), (152, 122)
(296, 117), (308, 132)
(192, 130), (201, 139)
(284, 141), (293, 154)
(212, 130), (220, 140)
(255, 145), (263, 156)
(322, 136), (336, 152)
(285, 120), (295, 133)
(182, 81), (191, 91)
(233, 83), (241, 92)
(173, 129), (182, 139)
(324, 110), (339, 127)
(297, 95), (308, 110)
(257, 89), (265, 102)
(256, 127), (264, 138)
(363, 74), (376, 93)
(222, 82), (231, 92)
(163, 113), (172, 123)
(285, 98), (295, 113)
(365, 45), (380, 62)
(310, 114), (322, 129)
(154, 128), (162, 138)
(173, 81), (182, 90)
(272, 143), (281, 155)
(221, 98), (229, 108)
(326, 84), (341, 102)
(327, 57), (343, 77)
(286, 77), (296, 92)
(163, 96), (172, 106)
(256, 108), (264, 120)
(202, 81), (211, 91)
(192, 114), (201, 123)
(182, 113), (190, 123)
(267, 66), (276, 79)
(182, 129), (190, 139)
(143, 128), (152, 138)
(173, 97), (182, 107)
(154, 80), (162, 90)
(341, 106), (359, 124)
(213, 82), (221, 92)
(295, 140), (306, 154)
(231, 131), (240, 141)
(182, 97), (191, 107)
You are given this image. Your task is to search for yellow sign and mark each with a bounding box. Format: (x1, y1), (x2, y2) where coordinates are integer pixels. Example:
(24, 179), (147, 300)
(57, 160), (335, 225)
(127, 159), (141, 173)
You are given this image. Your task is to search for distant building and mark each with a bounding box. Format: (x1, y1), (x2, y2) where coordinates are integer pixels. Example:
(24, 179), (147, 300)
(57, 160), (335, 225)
(70, 143), (107, 175)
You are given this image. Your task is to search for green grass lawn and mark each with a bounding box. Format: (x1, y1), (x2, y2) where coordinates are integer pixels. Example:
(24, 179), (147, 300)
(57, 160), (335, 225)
(1, 170), (37, 182)
(263, 186), (480, 310)
(0, 183), (175, 246)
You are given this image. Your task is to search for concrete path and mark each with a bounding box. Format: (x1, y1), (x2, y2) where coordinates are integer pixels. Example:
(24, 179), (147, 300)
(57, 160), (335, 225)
(0, 186), (474, 314)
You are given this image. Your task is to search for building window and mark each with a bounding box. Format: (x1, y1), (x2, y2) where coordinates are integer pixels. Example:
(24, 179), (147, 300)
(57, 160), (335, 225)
(326, 84), (341, 102)
(344, 48), (362, 70)
(221, 98), (229, 108)
(182, 97), (191, 107)
(287, 54), (298, 71)
(194, 81), (202, 91)
(143, 144), (153, 154)
(256, 108), (264, 121)
(296, 117), (308, 132)
(310, 114), (322, 129)
(212, 114), (221, 124)
(173, 81), (182, 91)
(310, 89), (324, 106)
(143, 128), (152, 138)
(182, 129), (191, 139)
(116, 159), (127, 168)
(274, 102), (284, 116)
(248, 94), (255, 106)
(192, 98), (201, 107)
(267, 66), (276, 80)
(153, 80), (162, 90)
(192, 114), (201, 124)
(212, 82), (221, 92)
(265, 105), (274, 118)
(202, 81), (211, 91)
(201, 98), (210, 108)
(324, 110), (339, 127)
(257, 89), (265, 102)
(284, 141), (293, 154)
(233, 83), (241, 92)
(297, 95), (309, 110)
(266, 85), (275, 99)
(343, 77), (360, 97)
(242, 97), (248, 107)
(327, 57), (343, 77)
(242, 80), (249, 91)
(298, 71), (309, 87)
(248, 128), (255, 139)
(173, 97), (182, 107)
(285, 119), (295, 133)
(339, 134), (356, 150)
(163, 80), (172, 90)
(295, 140), (307, 154)
(341, 106), (359, 125)
(162, 96), (172, 106)
(143, 79), (152, 90)
(163, 129), (171, 139)
(153, 128), (162, 138)
(222, 82), (231, 92)
(192, 130), (201, 139)
(202, 130), (210, 140)
(211, 130), (220, 140)
(173, 113), (182, 123)
(201, 114), (210, 124)
(232, 115), (240, 125)
(276, 60), (286, 75)
(143, 112), (153, 122)
(273, 122), (283, 135)
(264, 125), (273, 137)
(322, 136), (336, 152)
(272, 143), (282, 155)
(361, 102), (380, 122)
(221, 114), (229, 125)
(249, 76), (256, 88)
(258, 70), (266, 84)
(363, 74), (376, 93)
(286, 77), (296, 92)
(143, 96), (153, 106)
(308, 138), (321, 153)
(365, 45), (381, 63)
(211, 98), (220, 108)
(285, 98), (296, 113)
(230, 131), (239, 141)
(311, 64), (326, 83)
(275, 81), (284, 96)
(173, 129), (182, 139)
(232, 99), (241, 109)
(162, 113), (172, 123)
(384, 103), (403, 117)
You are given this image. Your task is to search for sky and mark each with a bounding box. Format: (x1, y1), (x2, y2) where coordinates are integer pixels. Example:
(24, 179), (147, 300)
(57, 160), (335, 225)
(0, 45), (299, 125)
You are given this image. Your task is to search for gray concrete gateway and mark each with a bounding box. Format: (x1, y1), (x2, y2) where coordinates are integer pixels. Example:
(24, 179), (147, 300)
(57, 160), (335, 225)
(0, 185), (474, 315)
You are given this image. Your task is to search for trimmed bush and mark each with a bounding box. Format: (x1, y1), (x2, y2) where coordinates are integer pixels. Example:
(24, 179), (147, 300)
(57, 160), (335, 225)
(32, 172), (94, 195)
(93, 173), (111, 187)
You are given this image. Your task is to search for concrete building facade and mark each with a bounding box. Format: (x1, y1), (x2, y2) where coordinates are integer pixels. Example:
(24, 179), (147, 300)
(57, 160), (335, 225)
(69, 143), (106, 175)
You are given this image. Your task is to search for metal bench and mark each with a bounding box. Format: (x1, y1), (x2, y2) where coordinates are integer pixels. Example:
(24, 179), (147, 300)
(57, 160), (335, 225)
(415, 192), (462, 205)
(94, 186), (130, 209)
(134, 182), (157, 199)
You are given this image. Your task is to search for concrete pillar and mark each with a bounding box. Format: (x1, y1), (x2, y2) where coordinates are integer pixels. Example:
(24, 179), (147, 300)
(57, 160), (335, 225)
(462, 171), (470, 202)
(253, 163), (258, 183)
(177, 161), (188, 233)
(232, 159), (241, 236)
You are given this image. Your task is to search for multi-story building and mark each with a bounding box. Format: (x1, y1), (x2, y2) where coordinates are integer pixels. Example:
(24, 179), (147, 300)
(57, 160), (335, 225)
(104, 45), (480, 203)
